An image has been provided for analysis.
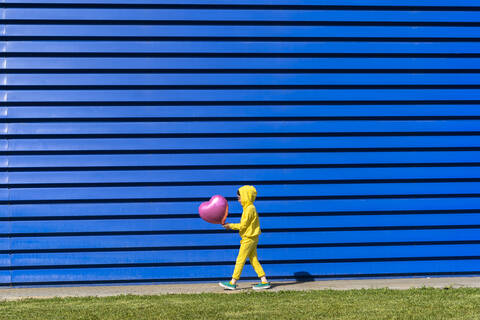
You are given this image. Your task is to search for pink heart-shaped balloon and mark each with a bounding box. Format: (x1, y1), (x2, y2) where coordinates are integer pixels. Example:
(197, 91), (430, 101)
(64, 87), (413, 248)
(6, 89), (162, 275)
(199, 195), (229, 225)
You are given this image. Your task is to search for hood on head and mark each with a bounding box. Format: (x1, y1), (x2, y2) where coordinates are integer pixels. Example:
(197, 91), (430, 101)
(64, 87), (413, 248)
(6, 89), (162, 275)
(238, 185), (257, 207)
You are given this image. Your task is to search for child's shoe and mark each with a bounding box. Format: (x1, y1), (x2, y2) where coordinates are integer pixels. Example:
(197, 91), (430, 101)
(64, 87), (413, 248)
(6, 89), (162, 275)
(219, 281), (237, 290)
(252, 282), (271, 290)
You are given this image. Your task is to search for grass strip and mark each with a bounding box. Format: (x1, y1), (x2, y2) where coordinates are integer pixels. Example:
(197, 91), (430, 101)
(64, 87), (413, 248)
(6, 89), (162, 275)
(0, 287), (479, 320)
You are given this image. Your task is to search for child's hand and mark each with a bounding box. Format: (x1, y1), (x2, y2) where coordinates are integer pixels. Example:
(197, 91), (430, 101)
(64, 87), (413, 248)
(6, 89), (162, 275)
(222, 224), (230, 229)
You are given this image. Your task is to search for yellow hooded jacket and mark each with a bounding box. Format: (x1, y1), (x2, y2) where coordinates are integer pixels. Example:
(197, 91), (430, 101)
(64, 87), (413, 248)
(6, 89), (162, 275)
(229, 185), (261, 239)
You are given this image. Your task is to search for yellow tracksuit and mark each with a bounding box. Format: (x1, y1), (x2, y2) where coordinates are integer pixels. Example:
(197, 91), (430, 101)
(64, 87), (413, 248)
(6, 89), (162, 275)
(228, 185), (266, 280)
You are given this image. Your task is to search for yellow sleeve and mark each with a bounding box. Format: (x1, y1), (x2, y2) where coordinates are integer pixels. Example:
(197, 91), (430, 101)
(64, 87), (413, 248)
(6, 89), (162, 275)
(229, 206), (253, 231)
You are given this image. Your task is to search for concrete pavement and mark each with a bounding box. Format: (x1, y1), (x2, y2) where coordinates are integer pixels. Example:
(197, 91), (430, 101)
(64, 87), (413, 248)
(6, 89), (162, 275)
(0, 277), (479, 300)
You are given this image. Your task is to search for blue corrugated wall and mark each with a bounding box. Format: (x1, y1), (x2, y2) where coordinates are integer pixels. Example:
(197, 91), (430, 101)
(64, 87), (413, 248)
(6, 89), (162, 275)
(2, 0), (480, 286)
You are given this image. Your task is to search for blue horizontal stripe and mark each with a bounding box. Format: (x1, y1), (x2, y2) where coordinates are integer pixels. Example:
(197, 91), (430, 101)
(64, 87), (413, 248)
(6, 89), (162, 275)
(8, 74), (480, 86)
(11, 245), (480, 267)
(6, 167), (480, 184)
(7, 182), (480, 201)
(7, 136), (480, 151)
(7, 58), (480, 69)
(9, 41), (480, 53)
(10, 260), (480, 283)
(7, 120), (480, 135)
(8, 213), (480, 234)
(7, 89), (480, 102)
(6, 198), (480, 218)
(6, 106), (480, 118)
(6, 9), (480, 22)
(4, 0), (480, 6)
(10, 229), (480, 250)
(7, 25), (480, 38)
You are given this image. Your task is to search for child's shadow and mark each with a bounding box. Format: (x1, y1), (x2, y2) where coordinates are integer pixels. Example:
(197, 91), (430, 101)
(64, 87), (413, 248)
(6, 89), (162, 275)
(270, 271), (316, 289)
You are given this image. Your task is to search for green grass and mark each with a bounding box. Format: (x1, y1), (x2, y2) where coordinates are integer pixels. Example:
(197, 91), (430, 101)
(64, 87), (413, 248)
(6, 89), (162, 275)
(1, 288), (480, 320)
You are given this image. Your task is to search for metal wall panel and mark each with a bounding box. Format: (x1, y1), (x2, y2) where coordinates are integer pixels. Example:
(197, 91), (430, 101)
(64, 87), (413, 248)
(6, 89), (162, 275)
(2, 0), (480, 286)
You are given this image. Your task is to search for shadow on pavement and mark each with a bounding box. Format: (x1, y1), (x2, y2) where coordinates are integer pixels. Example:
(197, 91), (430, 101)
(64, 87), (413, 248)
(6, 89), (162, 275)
(270, 271), (316, 289)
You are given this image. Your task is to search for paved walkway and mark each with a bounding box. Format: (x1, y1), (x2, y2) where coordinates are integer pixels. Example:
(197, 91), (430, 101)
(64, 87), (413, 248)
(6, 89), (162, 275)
(1, 277), (479, 300)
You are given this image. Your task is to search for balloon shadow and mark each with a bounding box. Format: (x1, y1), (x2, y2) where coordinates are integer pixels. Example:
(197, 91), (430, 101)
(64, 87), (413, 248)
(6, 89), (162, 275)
(293, 271), (316, 283)
(270, 271), (316, 289)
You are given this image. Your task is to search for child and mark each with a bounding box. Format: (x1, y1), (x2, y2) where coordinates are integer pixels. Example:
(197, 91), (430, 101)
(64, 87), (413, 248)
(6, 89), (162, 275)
(219, 185), (271, 290)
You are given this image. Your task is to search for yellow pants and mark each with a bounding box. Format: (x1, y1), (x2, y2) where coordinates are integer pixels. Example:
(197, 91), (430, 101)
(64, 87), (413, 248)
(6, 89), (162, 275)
(232, 236), (266, 280)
